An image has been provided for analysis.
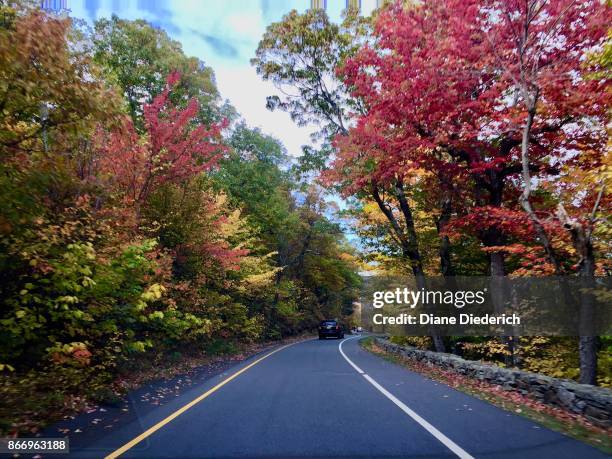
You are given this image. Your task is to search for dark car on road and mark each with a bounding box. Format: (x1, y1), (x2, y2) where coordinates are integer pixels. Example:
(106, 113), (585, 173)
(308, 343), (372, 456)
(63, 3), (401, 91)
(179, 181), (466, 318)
(318, 320), (344, 339)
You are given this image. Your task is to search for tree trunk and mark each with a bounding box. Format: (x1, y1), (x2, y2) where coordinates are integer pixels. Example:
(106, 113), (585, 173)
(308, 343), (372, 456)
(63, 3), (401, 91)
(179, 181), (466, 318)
(578, 253), (597, 385)
(518, 100), (563, 273)
(435, 197), (454, 277)
(484, 223), (514, 365)
(579, 336), (597, 385)
(515, 84), (600, 383)
(557, 204), (598, 385)
(576, 224), (597, 385)
(370, 182), (446, 353)
(489, 251), (505, 276)
(295, 228), (313, 275)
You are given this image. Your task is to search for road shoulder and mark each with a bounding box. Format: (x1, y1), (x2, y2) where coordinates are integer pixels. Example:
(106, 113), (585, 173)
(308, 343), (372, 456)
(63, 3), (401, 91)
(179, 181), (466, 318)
(340, 336), (609, 459)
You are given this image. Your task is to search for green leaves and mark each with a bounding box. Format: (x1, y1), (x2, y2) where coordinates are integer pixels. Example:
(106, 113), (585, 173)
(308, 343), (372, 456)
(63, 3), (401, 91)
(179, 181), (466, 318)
(253, 8), (368, 142)
(91, 16), (222, 131)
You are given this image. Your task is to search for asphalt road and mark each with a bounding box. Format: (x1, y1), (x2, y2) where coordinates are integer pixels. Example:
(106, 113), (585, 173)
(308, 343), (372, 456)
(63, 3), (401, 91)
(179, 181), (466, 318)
(61, 337), (606, 459)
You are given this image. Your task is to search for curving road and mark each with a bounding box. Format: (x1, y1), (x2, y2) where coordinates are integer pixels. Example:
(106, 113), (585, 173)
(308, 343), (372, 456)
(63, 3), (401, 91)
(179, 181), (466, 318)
(63, 337), (606, 458)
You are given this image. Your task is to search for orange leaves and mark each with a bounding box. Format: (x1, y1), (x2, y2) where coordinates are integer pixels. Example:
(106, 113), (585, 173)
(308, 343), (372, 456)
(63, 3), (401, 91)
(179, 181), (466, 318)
(49, 343), (92, 367)
(0, 9), (120, 156)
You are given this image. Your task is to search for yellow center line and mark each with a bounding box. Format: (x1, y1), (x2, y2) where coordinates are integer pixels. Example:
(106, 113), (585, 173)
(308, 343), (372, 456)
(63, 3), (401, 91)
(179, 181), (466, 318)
(105, 341), (299, 459)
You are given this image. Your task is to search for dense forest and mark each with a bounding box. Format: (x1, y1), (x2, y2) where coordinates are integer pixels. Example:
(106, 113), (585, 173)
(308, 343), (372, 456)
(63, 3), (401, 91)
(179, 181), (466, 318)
(0, 2), (360, 433)
(0, 0), (609, 435)
(252, 0), (610, 386)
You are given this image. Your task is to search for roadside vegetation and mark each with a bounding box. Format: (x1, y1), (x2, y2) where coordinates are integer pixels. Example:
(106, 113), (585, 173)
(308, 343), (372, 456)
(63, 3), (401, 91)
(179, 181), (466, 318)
(0, 0), (609, 437)
(0, 2), (359, 435)
(253, 1), (610, 385)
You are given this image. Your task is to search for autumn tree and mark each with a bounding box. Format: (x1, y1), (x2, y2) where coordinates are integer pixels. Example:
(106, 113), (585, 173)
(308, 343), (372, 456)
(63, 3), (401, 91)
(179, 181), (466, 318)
(335, 2), (499, 279)
(91, 16), (223, 131)
(98, 72), (226, 206)
(334, 0), (609, 378)
(254, 6), (462, 278)
(292, 187), (361, 324)
(215, 124), (360, 336)
(252, 8), (367, 142)
(216, 123), (298, 254)
(254, 6), (454, 351)
(468, 0), (609, 383)
(0, 8), (118, 157)
(0, 3), (364, 434)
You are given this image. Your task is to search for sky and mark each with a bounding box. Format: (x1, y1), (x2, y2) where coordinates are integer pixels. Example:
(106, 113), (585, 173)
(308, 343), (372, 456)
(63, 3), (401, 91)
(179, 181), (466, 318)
(68, 0), (380, 158)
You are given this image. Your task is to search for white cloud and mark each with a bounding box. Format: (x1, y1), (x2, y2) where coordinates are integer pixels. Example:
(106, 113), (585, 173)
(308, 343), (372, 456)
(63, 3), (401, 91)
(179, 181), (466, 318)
(69, 0), (316, 156)
(214, 64), (312, 156)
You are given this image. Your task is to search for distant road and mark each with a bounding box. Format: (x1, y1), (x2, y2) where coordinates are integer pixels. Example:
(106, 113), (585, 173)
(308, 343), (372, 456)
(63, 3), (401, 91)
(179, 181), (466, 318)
(66, 337), (606, 458)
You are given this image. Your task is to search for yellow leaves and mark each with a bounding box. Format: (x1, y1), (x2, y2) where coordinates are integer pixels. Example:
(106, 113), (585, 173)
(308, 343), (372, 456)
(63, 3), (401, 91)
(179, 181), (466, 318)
(404, 167), (433, 186)
(1, 7), (122, 156)
(82, 276), (96, 288)
(236, 252), (281, 292)
(219, 209), (244, 238)
(57, 295), (79, 304)
(130, 341), (147, 352)
(148, 311), (164, 320)
(517, 337), (582, 381)
(140, 283), (166, 302)
(213, 193), (248, 240)
(136, 283), (166, 311)
(593, 223), (612, 241)
(362, 200), (389, 224)
(214, 192), (228, 208)
(462, 338), (513, 360)
(242, 270), (279, 288)
(84, 242), (96, 261)
(0, 363), (15, 372)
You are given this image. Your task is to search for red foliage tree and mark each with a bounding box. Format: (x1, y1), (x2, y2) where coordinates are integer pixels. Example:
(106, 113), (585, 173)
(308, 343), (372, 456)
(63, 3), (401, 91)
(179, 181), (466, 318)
(329, 0), (608, 379)
(99, 71), (227, 204)
(472, 0), (609, 384)
(330, 0), (607, 277)
(97, 72), (248, 271)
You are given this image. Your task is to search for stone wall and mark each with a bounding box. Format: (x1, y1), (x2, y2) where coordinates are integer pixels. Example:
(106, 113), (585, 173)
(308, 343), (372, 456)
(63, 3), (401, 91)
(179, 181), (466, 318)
(374, 337), (612, 428)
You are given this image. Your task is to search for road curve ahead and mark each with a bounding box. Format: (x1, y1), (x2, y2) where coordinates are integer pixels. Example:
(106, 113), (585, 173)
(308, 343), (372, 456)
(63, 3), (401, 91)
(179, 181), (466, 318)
(71, 337), (606, 459)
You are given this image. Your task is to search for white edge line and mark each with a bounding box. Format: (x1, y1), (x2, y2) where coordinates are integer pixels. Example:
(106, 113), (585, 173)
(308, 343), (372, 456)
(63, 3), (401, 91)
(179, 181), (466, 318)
(338, 337), (474, 459)
(338, 336), (365, 373)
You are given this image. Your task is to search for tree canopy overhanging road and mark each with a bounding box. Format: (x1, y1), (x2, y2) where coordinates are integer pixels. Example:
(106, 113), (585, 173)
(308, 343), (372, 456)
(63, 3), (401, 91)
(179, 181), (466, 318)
(56, 338), (606, 459)
(1, 1), (610, 451)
